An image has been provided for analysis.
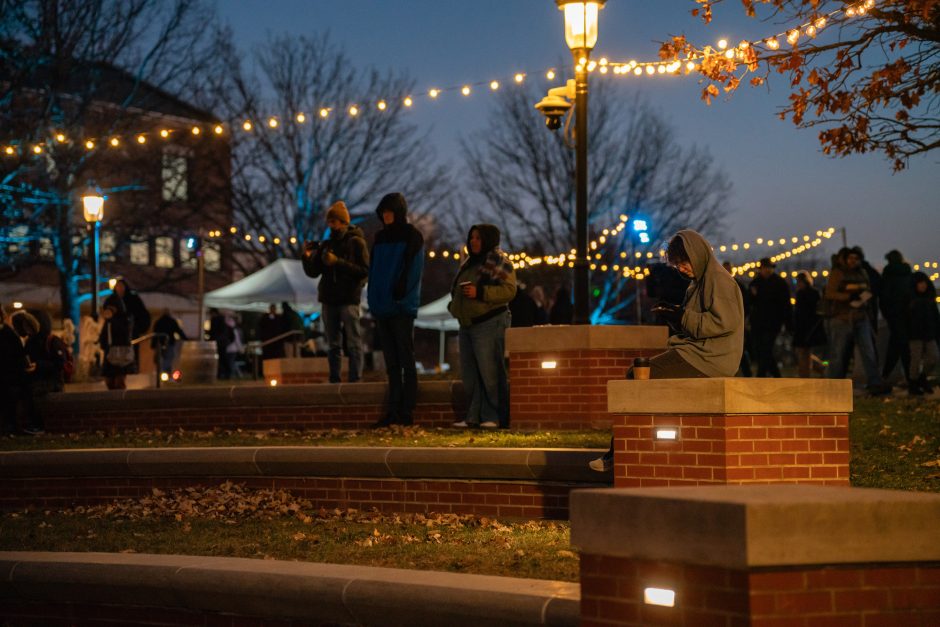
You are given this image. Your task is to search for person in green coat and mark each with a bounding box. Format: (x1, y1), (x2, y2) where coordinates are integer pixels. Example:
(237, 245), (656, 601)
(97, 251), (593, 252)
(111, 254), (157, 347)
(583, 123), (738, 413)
(448, 224), (517, 429)
(590, 229), (745, 471)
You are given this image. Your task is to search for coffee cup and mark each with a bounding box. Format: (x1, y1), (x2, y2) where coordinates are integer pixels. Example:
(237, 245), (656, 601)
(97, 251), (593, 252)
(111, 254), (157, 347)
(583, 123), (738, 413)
(632, 357), (651, 380)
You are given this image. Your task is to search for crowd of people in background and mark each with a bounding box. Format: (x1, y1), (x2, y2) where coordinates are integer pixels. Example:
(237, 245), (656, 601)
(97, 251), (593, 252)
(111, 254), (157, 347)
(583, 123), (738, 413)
(3, 205), (938, 437)
(727, 247), (939, 397)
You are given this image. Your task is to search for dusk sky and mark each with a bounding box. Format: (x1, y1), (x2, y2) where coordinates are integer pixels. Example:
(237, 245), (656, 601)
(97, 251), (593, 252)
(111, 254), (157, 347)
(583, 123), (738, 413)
(218, 0), (939, 271)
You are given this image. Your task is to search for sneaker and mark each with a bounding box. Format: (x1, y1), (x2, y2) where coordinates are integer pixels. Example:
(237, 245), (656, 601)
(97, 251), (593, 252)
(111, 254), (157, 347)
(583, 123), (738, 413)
(370, 417), (392, 429)
(589, 456), (613, 472)
(22, 427), (45, 435)
(451, 420), (469, 428)
(480, 421), (498, 429)
(399, 415), (414, 427)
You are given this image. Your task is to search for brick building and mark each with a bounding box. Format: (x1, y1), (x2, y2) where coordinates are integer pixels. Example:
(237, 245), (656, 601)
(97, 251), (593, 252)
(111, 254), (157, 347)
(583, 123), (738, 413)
(1, 62), (233, 333)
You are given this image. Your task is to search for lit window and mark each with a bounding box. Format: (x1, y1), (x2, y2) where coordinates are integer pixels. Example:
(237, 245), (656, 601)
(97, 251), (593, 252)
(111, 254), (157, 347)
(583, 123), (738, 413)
(161, 151), (188, 202)
(180, 239), (197, 269)
(39, 238), (54, 259)
(130, 239), (149, 265)
(204, 240), (221, 272)
(155, 236), (175, 268)
(100, 231), (117, 259)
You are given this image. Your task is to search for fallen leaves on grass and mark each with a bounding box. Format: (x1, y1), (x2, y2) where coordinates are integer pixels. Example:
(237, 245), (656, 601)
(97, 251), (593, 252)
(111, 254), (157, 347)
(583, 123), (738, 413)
(898, 435), (928, 452)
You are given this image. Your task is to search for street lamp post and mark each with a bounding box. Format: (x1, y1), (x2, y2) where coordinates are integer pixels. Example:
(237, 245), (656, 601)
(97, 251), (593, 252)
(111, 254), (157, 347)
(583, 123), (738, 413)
(81, 184), (104, 320)
(557, 0), (605, 325)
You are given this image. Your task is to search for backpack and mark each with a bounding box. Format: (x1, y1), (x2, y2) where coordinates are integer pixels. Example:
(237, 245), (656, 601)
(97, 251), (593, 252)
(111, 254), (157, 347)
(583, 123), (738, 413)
(47, 334), (75, 383)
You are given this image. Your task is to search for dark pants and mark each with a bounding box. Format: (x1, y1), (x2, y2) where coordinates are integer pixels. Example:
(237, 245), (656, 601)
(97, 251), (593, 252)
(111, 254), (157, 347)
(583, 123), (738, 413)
(376, 315), (417, 424)
(1, 385), (23, 433)
(753, 327), (782, 378)
(603, 349), (708, 460)
(882, 316), (911, 380)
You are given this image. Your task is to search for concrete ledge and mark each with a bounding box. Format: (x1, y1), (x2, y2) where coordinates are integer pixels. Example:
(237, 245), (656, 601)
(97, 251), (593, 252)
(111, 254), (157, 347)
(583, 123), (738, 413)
(607, 378), (853, 415)
(570, 485), (940, 569)
(0, 552), (579, 626)
(507, 325), (668, 352)
(0, 446), (606, 483)
(39, 379), (461, 412)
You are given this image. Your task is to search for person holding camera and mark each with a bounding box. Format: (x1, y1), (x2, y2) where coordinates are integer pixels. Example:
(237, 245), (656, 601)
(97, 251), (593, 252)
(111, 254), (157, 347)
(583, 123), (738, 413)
(448, 224), (517, 429)
(823, 247), (890, 394)
(302, 200), (369, 383)
(590, 229), (744, 471)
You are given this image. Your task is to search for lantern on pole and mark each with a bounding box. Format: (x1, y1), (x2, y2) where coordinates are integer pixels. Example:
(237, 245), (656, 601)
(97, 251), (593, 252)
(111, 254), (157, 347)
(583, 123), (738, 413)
(81, 183), (104, 319)
(556, 0), (606, 324)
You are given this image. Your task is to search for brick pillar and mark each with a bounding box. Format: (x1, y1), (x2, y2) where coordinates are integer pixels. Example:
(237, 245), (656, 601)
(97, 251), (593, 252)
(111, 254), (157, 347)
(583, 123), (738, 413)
(507, 326), (667, 430)
(607, 378), (853, 487)
(571, 485), (940, 626)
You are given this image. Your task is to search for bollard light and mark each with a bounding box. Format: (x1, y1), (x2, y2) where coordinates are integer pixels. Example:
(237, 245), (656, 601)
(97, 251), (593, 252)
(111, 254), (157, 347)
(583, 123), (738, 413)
(644, 587), (676, 607)
(654, 428), (679, 441)
(269, 378), (278, 387)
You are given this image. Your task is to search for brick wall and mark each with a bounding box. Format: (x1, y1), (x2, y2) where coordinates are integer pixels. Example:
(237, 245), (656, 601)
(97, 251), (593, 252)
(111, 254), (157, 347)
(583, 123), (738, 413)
(0, 602), (301, 626)
(581, 555), (940, 626)
(510, 349), (660, 430)
(612, 413), (850, 488)
(42, 403), (457, 433)
(0, 476), (575, 520)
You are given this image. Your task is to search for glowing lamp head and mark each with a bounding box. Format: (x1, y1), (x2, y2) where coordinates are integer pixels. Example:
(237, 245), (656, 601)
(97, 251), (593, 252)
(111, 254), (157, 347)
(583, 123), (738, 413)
(557, 0), (606, 51)
(81, 185), (104, 223)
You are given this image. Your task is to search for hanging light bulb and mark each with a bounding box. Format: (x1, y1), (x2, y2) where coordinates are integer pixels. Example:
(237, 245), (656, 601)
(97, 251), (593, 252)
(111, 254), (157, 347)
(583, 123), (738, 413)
(242, 121), (252, 131)
(490, 80), (500, 90)
(348, 105), (359, 116)
(268, 117), (278, 128)
(296, 112), (306, 123)
(514, 73), (525, 83)
(377, 100), (387, 111)
(85, 140), (95, 150)
(786, 29), (800, 45)
(191, 126), (201, 135)
(403, 96), (413, 107)
(136, 135), (146, 144)
(110, 137), (120, 147)
(766, 37), (780, 50)
(214, 124), (224, 134)
(546, 69), (556, 80)
(319, 108), (330, 118)
(429, 88), (440, 98)
(717, 39), (728, 49)
(461, 86), (471, 96)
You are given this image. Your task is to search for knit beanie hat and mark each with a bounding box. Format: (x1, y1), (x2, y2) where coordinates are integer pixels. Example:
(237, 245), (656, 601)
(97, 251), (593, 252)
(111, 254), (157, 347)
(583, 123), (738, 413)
(326, 201), (350, 225)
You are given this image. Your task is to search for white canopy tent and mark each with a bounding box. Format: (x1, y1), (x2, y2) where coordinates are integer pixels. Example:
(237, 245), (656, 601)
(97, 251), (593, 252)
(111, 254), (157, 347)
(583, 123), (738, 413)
(205, 259), (319, 313)
(415, 294), (458, 367)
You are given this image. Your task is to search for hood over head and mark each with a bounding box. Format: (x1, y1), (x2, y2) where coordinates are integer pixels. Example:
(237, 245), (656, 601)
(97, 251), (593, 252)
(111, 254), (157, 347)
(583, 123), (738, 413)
(468, 224), (501, 256)
(375, 192), (408, 225)
(675, 229), (717, 279)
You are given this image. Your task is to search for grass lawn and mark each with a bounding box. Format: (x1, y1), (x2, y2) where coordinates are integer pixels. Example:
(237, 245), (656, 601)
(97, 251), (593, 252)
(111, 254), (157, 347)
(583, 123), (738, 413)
(1, 396), (937, 582)
(0, 424), (610, 451)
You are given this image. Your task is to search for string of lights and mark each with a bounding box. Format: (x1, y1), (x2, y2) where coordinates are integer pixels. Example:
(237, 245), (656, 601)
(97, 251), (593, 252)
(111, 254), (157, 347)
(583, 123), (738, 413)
(594, 0), (877, 79)
(0, 65), (610, 157)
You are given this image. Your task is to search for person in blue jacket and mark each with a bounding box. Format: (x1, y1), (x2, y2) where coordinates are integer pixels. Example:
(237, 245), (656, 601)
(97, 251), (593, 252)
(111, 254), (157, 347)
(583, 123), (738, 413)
(367, 192), (425, 427)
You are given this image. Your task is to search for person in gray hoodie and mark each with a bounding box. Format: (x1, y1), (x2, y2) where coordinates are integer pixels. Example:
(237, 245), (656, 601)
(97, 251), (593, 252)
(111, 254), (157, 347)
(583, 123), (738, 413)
(590, 229), (745, 471)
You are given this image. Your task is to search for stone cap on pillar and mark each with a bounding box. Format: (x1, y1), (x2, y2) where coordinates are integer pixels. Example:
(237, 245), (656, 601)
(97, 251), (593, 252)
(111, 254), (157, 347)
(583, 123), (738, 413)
(506, 325), (668, 353)
(608, 378), (853, 415)
(571, 485), (940, 569)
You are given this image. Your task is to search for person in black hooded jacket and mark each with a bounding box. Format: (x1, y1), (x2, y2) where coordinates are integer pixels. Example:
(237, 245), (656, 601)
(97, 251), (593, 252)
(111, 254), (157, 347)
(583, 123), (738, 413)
(303, 200), (370, 383)
(367, 193), (425, 427)
(880, 249), (913, 383)
(908, 271), (939, 395)
(1, 303), (30, 434)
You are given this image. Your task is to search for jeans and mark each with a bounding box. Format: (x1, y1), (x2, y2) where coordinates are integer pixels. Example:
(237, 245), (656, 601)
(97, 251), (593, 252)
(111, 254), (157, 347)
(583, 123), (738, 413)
(458, 311), (510, 426)
(910, 339), (938, 381)
(376, 315), (417, 422)
(827, 316), (883, 386)
(322, 304), (363, 383)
